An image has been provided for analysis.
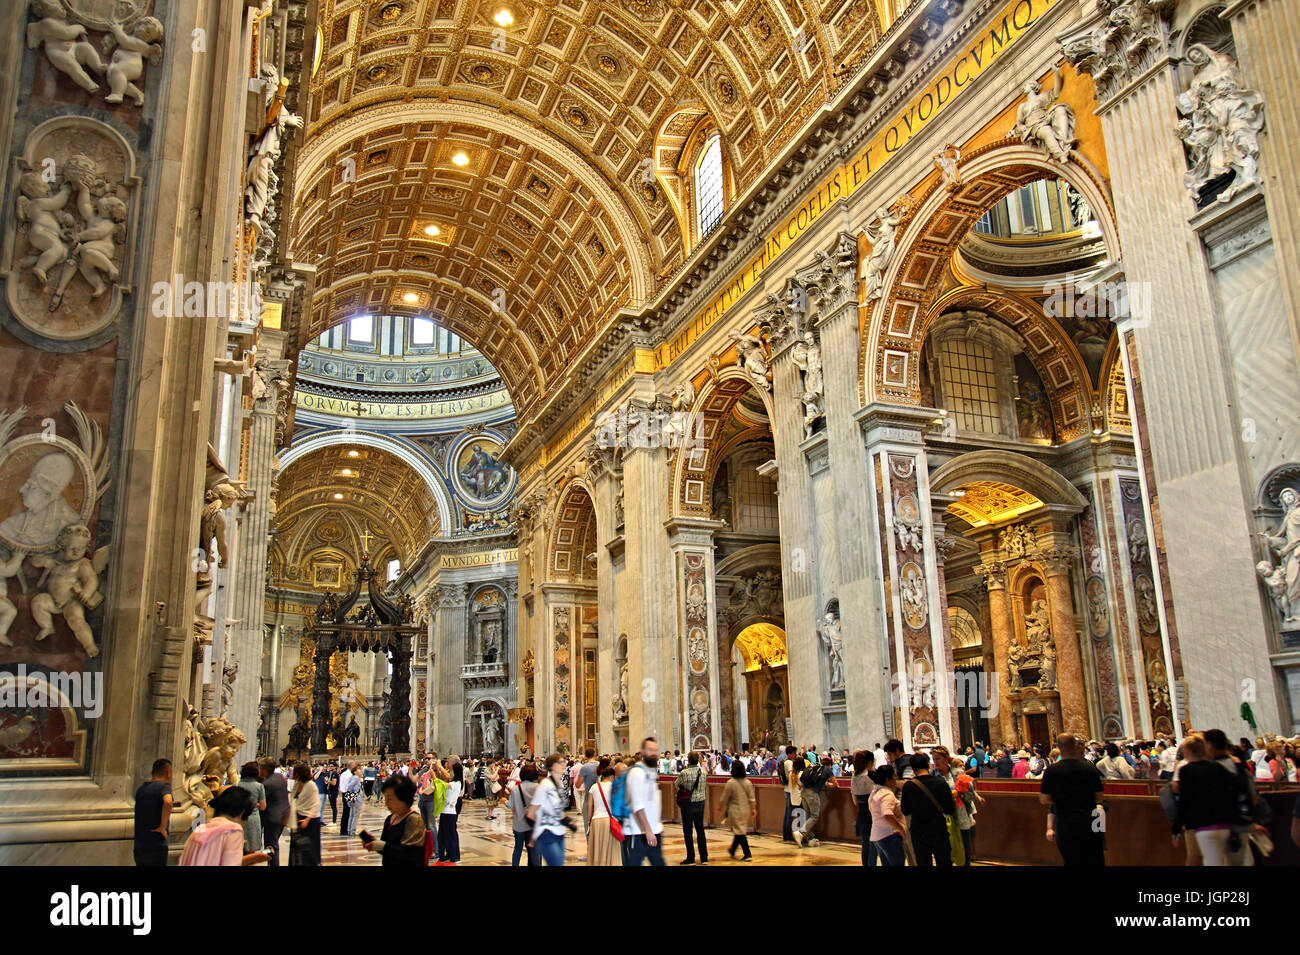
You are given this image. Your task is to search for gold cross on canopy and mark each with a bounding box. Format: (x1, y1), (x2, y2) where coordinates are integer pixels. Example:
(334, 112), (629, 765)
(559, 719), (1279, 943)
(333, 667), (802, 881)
(359, 527), (374, 555)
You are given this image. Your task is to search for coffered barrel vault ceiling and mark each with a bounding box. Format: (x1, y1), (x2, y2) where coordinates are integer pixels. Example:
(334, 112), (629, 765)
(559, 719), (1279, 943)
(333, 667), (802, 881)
(274, 444), (441, 570)
(293, 0), (884, 422)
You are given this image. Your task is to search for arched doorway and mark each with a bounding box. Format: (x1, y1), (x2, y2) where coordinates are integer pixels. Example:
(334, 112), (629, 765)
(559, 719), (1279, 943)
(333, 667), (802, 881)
(732, 623), (789, 751)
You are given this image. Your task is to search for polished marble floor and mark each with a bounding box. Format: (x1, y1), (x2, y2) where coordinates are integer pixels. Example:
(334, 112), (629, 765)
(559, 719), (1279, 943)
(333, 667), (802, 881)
(301, 793), (874, 866)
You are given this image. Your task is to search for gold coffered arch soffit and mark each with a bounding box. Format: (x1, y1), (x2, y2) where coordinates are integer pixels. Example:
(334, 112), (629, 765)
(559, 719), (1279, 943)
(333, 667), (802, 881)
(861, 142), (1119, 409)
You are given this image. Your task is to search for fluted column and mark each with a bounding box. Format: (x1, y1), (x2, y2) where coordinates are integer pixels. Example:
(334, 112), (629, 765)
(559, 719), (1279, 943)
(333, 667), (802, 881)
(763, 289), (827, 744)
(1063, 2), (1278, 730)
(226, 361), (289, 764)
(1223, 0), (1300, 357)
(431, 583), (467, 751)
(620, 434), (675, 745)
(800, 234), (889, 748)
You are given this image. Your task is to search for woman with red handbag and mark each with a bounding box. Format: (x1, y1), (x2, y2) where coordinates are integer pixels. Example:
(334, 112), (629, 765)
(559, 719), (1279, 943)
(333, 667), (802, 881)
(584, 757), (624, 865)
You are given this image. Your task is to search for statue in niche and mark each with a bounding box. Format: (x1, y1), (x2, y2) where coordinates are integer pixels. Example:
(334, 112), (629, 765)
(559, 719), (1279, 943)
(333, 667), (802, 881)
(103, 16), (163, 106)
(1024, 598), (1052, 649)
(481, 620), (502, 663)
(479, 710), (501, 753)
(818, 612), (845, 692)
(1039, 639), (1058, 690)
(26, 0), (106, 93)
(861, 205), (905, 304)
(30, 523), (107, 657)
(612, 661), (629, 723)
(1011, 64), (1076, 163)
(729, 330), (771, 391)
(1258, 486), (1300, 628)
(1175, 44), (1265, 204)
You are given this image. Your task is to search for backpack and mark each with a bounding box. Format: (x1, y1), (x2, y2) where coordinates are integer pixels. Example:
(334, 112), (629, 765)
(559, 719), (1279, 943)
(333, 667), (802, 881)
(609, 771), (630, 821)
(800, 763), (823, 788)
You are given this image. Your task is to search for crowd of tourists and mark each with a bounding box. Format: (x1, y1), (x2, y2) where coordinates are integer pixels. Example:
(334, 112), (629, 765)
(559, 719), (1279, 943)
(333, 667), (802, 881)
(132, 729), (1299, 867)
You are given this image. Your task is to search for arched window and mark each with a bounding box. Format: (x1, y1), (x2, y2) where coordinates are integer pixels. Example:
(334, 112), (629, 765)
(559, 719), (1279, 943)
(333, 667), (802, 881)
(696, 135), (724, 239)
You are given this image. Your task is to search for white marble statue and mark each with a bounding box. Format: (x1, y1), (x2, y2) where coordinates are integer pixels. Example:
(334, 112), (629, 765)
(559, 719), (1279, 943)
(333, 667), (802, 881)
(790, 329), (823, 398)
(861, 205), (904, 304)
(0, 546), (28, 647)
(1039, 638), (1058, 690)
(480, 711), (501, 752)
(612, 661), (629, 723)
(0, 453), (82, 552)
(26, 0), (106, 94)
(729, 330), (771, 391)
(818, 612), (845, 692)
(103, 16), (163, 106)
(933, 143), (962, 191)
(245, 65), (304, 237)
(1011, 65), (1077, 163)
(1175, 44), (1265, 204)
(30, 523), (107, 658)
(1025, 598), (1051, 649)
(1258, 486), (1300, 628)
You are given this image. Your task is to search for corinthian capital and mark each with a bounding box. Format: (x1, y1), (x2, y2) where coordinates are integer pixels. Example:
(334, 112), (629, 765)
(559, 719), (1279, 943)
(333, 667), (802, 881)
(1060, 0), (1177, 106)
(975, 560), (1007, 590)
(795, 232), (859, 318)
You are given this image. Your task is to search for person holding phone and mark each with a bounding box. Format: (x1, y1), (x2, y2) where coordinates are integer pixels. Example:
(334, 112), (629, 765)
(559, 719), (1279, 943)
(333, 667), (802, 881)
(362, 775), (427, 866)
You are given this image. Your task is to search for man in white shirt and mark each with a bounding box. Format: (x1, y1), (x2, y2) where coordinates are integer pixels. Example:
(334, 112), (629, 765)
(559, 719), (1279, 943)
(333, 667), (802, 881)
(625, 737), (665, 866)
(338, 764), (354, 832)
(1096, 743), (1135, 779)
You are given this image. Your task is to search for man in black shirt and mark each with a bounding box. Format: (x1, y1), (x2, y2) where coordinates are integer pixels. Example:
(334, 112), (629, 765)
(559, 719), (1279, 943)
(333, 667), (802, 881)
(1039, 734), (1105, 866)
(900, 752), (956, 866)
(259, 757), (291, 866)
(133, 758), (173, 866)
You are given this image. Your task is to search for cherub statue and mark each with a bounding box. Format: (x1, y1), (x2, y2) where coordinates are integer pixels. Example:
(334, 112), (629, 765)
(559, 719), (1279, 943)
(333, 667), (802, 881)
(798, 389), (824, 439)
(0, 548), (28, 646)
(103, 17), (164, 107)
(30, 523), (107, 658)
(15, 172), (73, 287)
(1012, 64), (1076, 163)
(70, 195), (126, 298)
(26, 0), (106, 94)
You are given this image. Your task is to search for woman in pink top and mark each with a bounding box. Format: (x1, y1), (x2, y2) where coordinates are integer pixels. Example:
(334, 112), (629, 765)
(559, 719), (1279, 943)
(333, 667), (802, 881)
(179, 787), (271, 866)
(1011, 749), (1031, 779)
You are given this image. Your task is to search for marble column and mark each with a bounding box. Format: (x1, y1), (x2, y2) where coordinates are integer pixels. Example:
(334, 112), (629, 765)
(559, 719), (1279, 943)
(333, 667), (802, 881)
(1062, 1), (1279, 730)
(797, 234), (890, 748)
(762, 287), (830, 744)
(431, 583), (467, 752)
(583, 443), (621, 752)
(1041, 549), (1089, 738)
(619, 420), (675, 746)
(979, 561), (1016, 747)
(666, 517), (726, 751)
(226, 360), (289, 764)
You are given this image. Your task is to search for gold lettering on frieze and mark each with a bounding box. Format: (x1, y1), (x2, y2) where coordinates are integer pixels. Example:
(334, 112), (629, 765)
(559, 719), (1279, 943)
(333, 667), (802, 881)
(294, 388), (511, 420)
(438, 548), (519, 570)
(652, 0), (1059, 368)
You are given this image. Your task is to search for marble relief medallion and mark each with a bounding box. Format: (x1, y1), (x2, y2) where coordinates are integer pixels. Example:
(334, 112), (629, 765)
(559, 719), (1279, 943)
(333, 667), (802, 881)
(5, 117), (139, 340)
